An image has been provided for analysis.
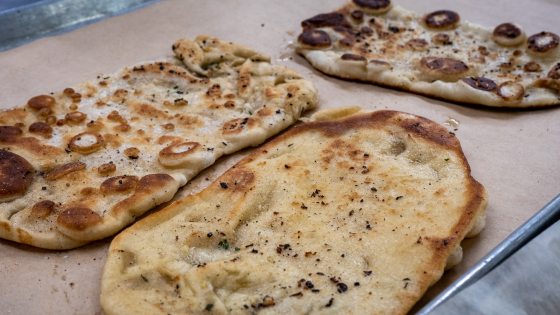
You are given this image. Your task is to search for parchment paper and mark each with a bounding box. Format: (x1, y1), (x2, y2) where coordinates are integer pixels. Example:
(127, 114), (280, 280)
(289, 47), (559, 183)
(1, 1), (559, 314)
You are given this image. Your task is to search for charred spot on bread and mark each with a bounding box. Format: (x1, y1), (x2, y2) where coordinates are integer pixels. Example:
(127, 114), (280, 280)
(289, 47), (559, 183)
(419, 57), (469, 81)
(523, 61), (542, 72)
(462, 77), (498, 92)
(432, 33), (452, 46)
(97, 162), (116, 176)
(350, 10), (364, 21)
(421, 57), (468, 74)
(27, 95), (55, 112)
(124, 147), (140, 160)
(423, 10), (460, 30)
(31, 200), (56, 219)
(301, 12), (352, 29)
(298, 30), (332, 48)
(217, 168), (255, 192)
(360, 26), (374, 36)
(338, 37), (355, 47)
(206, 84), (222, 98)
(107, 110), (126, 123)
(45, 161), (86, 181)
(352, 0), (392, 14)
(222, 118), (256, 135)
(0, 149), (34, 202)
(135, 174), (175, 193)
(0, 125), (23, 143)
(493, 23), (526, 47)
(341, 53), (367, 61)
(57, 207), (102, 231)
(65, 111), (87, 124)
(548, 63), (560, 79)
(527, 32), (559, 54)
(406, 38), (429, 51)
(100, 176), (139, 194)
(28, 122), (53, 138)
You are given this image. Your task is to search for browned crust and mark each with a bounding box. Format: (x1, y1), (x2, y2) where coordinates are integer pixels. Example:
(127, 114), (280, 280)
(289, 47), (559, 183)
(222, 117), (257, 135)
(100, 175), (139, 194)
(44, 161), (86, 181)
(0, 149), (35, 200)
(28, 122), (53, 137)
(120, 109), (481, 228)
(111, 111), (486, 315)
(56, 207), (103, 231)
(214, 168), (256, 193)
(27, 95), (56, 111)
(111, 174), (176, 216)
(1, 36), (317, 250)
(249, 111), (485, 312)
(303, 63), (560, 110)
(397, 180), (486, 311)
(30, 200), (56, 218)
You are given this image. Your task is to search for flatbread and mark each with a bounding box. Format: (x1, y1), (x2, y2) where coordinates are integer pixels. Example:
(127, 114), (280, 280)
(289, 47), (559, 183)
(296, 0), (560, 108)
(0, 35), (317, 249)
(101, 110), (487, 315)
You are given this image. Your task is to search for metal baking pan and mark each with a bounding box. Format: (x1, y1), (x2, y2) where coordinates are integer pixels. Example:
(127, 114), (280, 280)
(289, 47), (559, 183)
(418, 193), (560, 314)
(0, 0), (159, 51)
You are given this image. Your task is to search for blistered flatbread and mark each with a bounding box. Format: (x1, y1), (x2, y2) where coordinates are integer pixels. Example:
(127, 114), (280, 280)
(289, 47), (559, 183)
(101, 110), (487, 315)
(296, 0), (560, 108)
(0, 35), (317, 249)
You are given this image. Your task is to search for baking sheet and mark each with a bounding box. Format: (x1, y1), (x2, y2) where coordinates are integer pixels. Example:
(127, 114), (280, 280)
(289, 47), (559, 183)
(0, 0), (160, 52)
(419, 194), (560, 314)
(0, 0), (559, 314)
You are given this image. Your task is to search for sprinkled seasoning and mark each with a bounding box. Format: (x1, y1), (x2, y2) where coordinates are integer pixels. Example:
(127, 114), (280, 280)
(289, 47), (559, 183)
(336, 282), (348, 293)
(218, 239), (229, 250)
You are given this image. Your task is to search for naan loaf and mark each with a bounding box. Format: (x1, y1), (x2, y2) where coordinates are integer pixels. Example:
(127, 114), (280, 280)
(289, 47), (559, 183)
(296, 0), (560, 108)
(0, 35), (317, 249)
(101, 110), (487, 315)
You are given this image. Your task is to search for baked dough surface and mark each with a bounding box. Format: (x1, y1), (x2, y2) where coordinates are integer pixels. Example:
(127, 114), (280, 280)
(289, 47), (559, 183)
(296, 1), (560, 108)
(0, 35), (317, 249)
(101, 110), (487, 315)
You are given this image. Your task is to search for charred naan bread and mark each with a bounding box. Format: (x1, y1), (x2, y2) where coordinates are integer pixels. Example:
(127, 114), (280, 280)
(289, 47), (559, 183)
(101, 110), (487, 315)
(0, 35), (317, 249)
(296, 0), (560, 108)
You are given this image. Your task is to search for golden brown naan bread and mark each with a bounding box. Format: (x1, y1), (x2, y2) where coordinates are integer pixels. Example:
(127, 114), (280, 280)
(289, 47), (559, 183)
(0, 35), (317, 249)
(296, 0), (560, 108)
(101, 110), (487, 315)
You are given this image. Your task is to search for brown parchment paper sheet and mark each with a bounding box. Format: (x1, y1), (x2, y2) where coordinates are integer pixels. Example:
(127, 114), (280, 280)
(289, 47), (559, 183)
(1, 0), (559, 314)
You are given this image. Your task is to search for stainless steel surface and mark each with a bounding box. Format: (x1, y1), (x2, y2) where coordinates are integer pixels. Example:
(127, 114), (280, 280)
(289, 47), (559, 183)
(0, 0), (160, 51)
(418, 194), (560, 314)
(428, 218), (560, 314)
